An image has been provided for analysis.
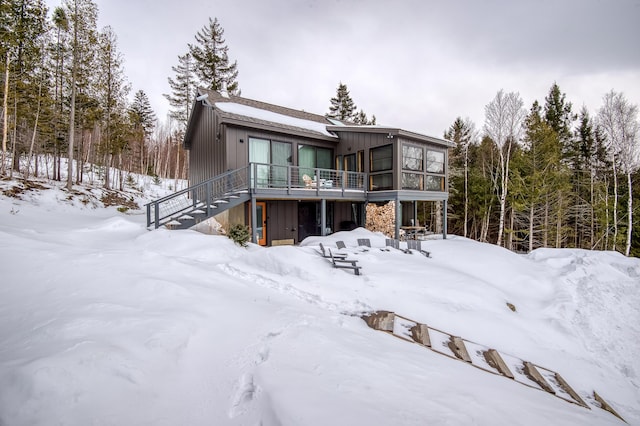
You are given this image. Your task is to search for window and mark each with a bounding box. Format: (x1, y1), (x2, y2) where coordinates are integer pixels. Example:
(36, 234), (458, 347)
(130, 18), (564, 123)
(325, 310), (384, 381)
(344, 154), (356, 171)
(425, 175), (444, 191)
(357, 150), (364, 172)
(402, 173), (423, 190)
(370, 173), (393, 191)
(402, 144), (423, 171)
(427, 150), (444, 173)
(370, 144), (393, 172)
(298, 145), (333, 183)
(249, 137), (292, 187)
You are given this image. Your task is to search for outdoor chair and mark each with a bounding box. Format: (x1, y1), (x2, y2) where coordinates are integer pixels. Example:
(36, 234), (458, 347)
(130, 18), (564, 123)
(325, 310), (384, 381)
(336, 241), (347, 250)
(386, 238), (410, 254)
(328, 249), (362, 275)
(407, 239), (431, 257)
(357, 238), (371, 249)
(318, 242), (347, 259)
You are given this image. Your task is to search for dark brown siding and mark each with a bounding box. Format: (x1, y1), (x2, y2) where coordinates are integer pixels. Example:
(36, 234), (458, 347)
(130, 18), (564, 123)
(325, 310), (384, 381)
(222, 125), (338, 169)
(188, 106), (225, 186)
(266, 200), (298, 244)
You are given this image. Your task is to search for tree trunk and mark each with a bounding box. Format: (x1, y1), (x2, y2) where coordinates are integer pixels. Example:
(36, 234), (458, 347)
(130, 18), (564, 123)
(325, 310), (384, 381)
(612, 158), (618, 251)
(464, 146), (468, 238)
(1, 54), (9, 176)
(543, 197), (549, 247)
(625, 171), (632, 256)
(529, 204), (534, 252)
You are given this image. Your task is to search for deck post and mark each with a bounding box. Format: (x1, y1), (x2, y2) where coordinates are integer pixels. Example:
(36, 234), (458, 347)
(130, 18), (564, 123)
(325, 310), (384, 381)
(321, 198), (327, 236)
(395, 197), (401, 240)
(443, 199), (448, 239)
(251, 196), (258, 244)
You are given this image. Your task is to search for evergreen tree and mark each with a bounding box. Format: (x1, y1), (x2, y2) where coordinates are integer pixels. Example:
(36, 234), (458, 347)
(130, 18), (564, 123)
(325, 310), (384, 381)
(188, 17), (239, 93)
(353, 109), (376, 125)
(0, 0), (49, 176)
(64, 0), (98, 190)
(163, 52), (196, 133)
(327, 82), (357, 121)
(95, 25), (129, 189)
(50, 5), (69, 180)
(129, 89), (156, 174)
(444, 117), (477, 237)
(543, 83), (575, 149)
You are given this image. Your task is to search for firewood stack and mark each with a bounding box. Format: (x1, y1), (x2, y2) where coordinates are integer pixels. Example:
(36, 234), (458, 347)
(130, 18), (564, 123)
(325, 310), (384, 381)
(365, 201), (396, 237)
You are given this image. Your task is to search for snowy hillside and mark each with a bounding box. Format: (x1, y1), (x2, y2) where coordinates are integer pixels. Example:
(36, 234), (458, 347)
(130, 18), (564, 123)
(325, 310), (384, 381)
(0, 178), (638, 425)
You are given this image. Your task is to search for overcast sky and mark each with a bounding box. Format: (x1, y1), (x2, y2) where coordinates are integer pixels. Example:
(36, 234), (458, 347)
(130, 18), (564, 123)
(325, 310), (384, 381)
(47, 0), (640, 138)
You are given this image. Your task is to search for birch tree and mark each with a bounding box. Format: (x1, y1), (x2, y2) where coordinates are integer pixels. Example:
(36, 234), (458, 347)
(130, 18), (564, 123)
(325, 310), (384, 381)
(483, 90), (525, 247)
(598, 91), (640, 256)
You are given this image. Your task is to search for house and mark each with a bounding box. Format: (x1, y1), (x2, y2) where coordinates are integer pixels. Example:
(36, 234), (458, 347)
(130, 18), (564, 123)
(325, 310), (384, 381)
(147, 87), (455, 246)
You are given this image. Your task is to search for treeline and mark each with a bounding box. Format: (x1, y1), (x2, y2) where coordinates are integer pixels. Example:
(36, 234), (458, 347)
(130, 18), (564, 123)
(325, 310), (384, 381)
(443, 84), (639, 257)
(0, 0), (187, 189)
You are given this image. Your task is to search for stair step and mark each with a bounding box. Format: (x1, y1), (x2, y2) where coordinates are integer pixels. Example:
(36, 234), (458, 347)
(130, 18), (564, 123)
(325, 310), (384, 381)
(360, 310), (626, 423)
(214, 199), (229, 204)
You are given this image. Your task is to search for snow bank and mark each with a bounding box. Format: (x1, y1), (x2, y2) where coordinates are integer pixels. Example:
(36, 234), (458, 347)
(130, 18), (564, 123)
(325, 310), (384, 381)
(1, 182), (638, 425)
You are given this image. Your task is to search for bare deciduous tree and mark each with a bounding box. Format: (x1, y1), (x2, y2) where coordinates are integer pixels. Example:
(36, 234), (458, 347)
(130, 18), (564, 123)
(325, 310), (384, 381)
(598, 90), (640, 256)
(484, 90), (526, 247)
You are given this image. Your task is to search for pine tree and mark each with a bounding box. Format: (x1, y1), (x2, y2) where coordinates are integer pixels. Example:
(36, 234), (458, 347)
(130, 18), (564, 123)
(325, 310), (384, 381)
(50, 5), (69, 180)
(163, 52), (196, 133)
(64, 0), (98, 190)
(188, 17), (239, 93)
(129, 89), (156, 174)
(353, 109), (376, 125)
(95, 25), (129, 189)
(445, 117), (477, 238)
(327, 82), (357, 121)
(0, 0), (49, 176)
(543, 83), (575, 149)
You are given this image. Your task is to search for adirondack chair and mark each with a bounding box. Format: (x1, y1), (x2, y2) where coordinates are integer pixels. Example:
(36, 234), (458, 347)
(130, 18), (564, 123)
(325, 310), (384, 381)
(386, 238), (411, 254)
(357, 238), (371, 248)
(318, 242), (346, 259)
(328, 249), (362, 275)
(407, 239), (431, 257)
(336, 241), (347, 250)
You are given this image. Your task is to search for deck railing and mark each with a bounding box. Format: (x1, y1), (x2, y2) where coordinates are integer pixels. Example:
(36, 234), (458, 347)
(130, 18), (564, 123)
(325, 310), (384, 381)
(250, 163), (366, 193)
(146, 163), (367, 228)
(146, 166), (250, 228)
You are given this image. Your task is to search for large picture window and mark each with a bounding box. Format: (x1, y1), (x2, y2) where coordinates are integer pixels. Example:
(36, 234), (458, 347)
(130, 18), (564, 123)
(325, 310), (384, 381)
(402, 145), (423, 171)
(299, 145), (332, 183)
(370, 144), (393, 172)
(249, 137), (292, 187)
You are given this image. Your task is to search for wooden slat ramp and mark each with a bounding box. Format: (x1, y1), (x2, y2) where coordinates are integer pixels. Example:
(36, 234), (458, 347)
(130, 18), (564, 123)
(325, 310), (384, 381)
(362, 311), (627, 423)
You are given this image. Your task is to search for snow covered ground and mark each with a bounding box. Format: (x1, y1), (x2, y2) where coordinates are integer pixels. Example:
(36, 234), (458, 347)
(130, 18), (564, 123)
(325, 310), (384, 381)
(0, 178), (638, 425)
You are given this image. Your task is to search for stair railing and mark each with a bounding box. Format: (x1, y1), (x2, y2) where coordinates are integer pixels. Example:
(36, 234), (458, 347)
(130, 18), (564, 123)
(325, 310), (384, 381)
(146, 165), (250, 229)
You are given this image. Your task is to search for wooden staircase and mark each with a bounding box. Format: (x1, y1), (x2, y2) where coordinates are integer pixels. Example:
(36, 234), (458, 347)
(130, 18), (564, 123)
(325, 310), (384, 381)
(362, 311), (626, 423)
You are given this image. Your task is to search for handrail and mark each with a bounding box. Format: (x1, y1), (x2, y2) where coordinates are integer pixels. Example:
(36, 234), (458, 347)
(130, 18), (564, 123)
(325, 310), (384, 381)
(146, 166), (250, 228)
(146, 163), (368, 229)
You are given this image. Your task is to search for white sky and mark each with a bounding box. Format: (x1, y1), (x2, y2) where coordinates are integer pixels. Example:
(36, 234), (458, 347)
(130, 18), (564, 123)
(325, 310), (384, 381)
(46, 0), (640, 138)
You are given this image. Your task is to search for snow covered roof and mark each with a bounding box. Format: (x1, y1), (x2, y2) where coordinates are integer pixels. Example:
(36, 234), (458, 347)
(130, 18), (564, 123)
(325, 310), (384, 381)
(215, 102), (338, 139)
